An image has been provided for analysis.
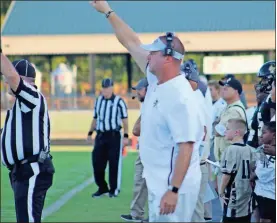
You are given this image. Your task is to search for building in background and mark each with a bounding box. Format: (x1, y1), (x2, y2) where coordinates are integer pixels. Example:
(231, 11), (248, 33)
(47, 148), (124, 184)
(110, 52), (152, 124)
(32, 63), (42, 91)
(1, 1), (275, 109)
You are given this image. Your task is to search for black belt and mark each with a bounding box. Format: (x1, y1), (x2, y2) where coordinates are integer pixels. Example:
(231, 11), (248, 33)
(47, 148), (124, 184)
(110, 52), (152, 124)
(7, 154), (51, 171)
(19, 154), (40, 165)
(97, 130), (120, 134)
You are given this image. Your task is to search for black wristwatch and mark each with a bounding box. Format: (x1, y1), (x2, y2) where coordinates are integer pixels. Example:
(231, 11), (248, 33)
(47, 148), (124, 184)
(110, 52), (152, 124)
(168, 185), (179, 194)
(123, 133), (129, 138)
(105, 10), (114, 18)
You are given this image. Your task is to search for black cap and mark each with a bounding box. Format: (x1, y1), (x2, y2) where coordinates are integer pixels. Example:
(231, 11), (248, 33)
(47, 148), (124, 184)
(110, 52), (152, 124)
(222, 74), (235, 80)
(102, 78), (113, 88)
(12, 59), (36, 78)
(132, 77), (148, 90)
(219, 78), (243, 95)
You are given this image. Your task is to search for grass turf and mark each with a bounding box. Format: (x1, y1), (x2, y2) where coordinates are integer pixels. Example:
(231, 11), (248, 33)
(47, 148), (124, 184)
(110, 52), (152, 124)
(1, 148), (138, 222)
(1, 110), (140, 139)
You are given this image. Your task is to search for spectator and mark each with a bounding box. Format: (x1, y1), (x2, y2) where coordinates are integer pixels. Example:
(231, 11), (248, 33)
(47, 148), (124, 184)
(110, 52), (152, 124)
(221, 74), (248, 108)
(208, 80), (227, 131)
(251, 122), (276, 223)
(247, 82), (269, 149)
(256, 61), (276, 141)
(214, 78), (247, 209)
(219, 119), (254, 223)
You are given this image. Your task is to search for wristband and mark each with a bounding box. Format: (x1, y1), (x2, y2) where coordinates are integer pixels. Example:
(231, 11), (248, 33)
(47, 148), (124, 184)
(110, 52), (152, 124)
(105, 10), (114, 18)
(123, 133), (129, 138)
(88, 131), (93, 136)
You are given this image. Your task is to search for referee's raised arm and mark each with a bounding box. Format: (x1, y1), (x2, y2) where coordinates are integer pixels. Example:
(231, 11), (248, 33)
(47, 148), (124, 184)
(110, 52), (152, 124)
(1, 53), (21, 90)
(1, 50), (54, 223)
(1, 55), (40, 109)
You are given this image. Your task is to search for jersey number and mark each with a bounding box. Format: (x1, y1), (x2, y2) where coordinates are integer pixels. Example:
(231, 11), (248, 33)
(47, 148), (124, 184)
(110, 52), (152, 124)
(242, 160), (250, 179)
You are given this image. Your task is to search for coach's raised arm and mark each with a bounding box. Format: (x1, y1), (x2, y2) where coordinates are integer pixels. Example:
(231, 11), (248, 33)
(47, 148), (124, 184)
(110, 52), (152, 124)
(90, 0), (148, 73)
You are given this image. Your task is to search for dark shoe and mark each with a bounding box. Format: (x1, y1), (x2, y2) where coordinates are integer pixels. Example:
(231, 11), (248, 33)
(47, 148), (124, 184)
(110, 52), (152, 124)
(91, 190), (109, 198)
(120, 214), (144, 222)
(142, 217), (149, 222)
(205, 217), (212, 222)
(109, 192), (118, 198)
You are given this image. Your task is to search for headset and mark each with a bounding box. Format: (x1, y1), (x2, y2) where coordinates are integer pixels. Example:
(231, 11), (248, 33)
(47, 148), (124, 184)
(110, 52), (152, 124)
(132, 86), (148, 100)
(163, 32), (174, 57)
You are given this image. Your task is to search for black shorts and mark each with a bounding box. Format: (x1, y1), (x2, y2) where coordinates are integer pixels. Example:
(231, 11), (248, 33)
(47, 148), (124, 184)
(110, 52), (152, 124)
(256, 194), (276, 221)
(223, 214), (251, 223)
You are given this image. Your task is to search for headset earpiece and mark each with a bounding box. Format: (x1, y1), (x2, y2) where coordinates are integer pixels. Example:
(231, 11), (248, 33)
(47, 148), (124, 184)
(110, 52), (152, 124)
(164, 32), (174, 57)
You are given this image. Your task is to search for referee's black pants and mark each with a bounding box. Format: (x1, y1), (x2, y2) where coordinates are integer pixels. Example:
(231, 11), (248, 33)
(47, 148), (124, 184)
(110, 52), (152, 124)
(8, 158), (55, 223)
(92, 131), (122, 195)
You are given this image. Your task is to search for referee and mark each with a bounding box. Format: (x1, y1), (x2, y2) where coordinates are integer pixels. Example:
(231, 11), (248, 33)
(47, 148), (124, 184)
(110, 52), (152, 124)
(1, 51), (54, 223)
(87, 78), (129, 198)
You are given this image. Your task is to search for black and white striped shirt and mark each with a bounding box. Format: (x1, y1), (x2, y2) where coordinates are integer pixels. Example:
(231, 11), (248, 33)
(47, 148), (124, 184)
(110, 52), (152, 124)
(93, 94), (128, 132)
(1, 78), (50, 168)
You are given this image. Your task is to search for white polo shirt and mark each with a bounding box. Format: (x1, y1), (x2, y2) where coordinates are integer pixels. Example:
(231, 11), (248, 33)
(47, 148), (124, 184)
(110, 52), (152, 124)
(194, 89), (210, 160)
(203, 87), (214, 139)
(212, 98), (227, 124)
(139, 67), (203, 196)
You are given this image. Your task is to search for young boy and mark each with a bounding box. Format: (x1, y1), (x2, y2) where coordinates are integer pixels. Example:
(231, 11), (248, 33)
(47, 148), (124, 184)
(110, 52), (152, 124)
(252, 121), (276, 222)
(219, 118), (255, 223)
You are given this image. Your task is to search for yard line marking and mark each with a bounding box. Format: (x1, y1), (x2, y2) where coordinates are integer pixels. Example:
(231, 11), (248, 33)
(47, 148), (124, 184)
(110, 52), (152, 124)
(42, 177), (94, 219)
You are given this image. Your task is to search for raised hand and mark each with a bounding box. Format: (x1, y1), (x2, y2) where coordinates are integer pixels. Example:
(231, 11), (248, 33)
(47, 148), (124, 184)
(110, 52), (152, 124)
(89, 0), (112, 14)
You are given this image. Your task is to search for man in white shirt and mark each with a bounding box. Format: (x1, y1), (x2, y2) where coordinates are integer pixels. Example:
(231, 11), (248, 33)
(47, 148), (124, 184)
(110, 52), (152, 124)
(181, 60), (213, 222)
(208, 80), (227, 126)
(90, 2), (204, 222)
(121, 78), (149, 222)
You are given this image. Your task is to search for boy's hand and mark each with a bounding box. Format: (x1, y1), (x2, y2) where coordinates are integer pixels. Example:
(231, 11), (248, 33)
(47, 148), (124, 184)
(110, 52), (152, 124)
(263, 144), (276, 156)
(249, 172), (257, 188)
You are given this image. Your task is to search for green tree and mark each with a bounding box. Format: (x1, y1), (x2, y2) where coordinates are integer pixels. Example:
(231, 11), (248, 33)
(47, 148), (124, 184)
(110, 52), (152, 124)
(1, 0), (11, 25)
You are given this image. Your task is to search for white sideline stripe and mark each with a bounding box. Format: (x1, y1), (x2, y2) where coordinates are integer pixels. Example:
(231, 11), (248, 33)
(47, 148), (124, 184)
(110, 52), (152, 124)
(42, 177), (94, 219)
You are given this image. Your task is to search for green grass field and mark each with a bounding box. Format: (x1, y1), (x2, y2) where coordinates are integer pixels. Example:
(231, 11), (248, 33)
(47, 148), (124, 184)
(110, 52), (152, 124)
(1, 110), (140, 139)
(1, 147), (139, 222)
